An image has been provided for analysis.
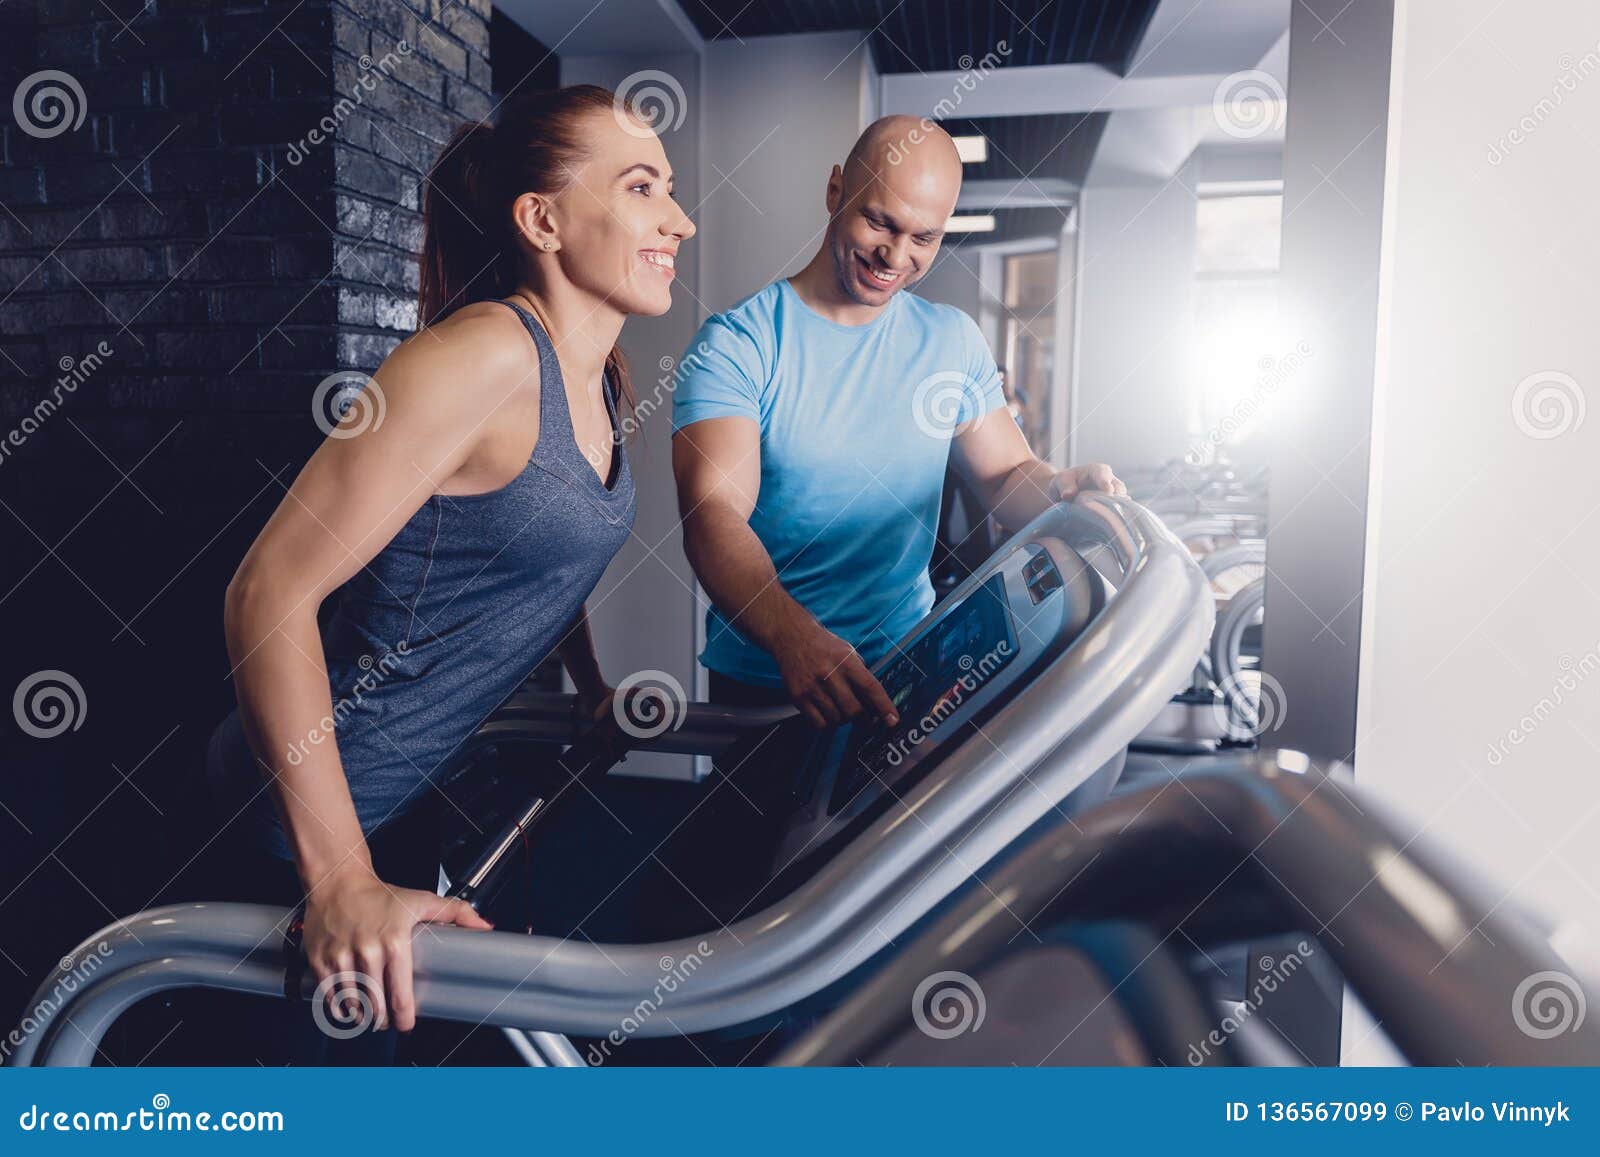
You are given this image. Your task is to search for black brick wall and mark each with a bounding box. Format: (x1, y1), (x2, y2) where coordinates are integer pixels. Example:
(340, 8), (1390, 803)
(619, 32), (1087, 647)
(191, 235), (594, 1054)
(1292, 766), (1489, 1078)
(330, 0), (494, 365)
(0, 0), (531, 1030)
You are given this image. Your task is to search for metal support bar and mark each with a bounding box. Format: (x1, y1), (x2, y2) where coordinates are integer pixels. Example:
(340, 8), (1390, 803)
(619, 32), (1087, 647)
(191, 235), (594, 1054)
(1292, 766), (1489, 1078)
(9, 497), (1212, 1067)
(501, 1029), (586, 1067)
(775, 754), (1600, 1067)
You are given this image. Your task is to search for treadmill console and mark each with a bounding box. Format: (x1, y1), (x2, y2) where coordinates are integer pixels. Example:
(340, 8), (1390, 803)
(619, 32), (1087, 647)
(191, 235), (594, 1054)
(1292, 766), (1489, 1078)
(770, 536), (1099, 869)
(827, 572), (1017, 814)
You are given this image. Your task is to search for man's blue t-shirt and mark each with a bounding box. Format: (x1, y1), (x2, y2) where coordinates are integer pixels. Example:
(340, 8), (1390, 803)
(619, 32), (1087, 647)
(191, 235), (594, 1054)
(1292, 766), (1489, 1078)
(672, 277), (1006, 687)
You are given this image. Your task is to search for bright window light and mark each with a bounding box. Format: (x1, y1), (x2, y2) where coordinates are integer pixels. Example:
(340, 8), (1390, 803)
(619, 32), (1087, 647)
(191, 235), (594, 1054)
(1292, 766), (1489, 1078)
(945, 214), (996, 233)
(952, 135), (988, 163)
(1196, 194), (1283, 274)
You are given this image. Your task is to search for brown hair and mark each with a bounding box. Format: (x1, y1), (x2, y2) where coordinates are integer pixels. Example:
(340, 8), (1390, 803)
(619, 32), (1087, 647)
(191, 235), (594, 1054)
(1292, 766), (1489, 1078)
(418, 85), (633, 415)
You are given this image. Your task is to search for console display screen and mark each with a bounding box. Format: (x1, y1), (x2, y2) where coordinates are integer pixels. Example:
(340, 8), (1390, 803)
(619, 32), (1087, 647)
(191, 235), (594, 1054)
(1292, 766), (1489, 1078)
(828, 574), (1018, 813)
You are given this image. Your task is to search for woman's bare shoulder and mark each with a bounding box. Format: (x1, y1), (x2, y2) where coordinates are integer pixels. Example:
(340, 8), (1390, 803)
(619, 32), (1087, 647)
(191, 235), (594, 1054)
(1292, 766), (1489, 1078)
(376, 300), (542, 411)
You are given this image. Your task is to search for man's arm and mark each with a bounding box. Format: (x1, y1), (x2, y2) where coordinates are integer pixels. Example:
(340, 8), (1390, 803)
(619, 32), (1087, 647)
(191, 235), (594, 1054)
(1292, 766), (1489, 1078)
(951, 413), (1126, 531)
(673, 416), (898, 729)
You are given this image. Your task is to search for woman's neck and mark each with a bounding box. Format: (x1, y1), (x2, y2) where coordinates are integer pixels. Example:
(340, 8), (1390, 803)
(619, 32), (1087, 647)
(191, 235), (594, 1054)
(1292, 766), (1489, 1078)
(511, 281), (622, 396)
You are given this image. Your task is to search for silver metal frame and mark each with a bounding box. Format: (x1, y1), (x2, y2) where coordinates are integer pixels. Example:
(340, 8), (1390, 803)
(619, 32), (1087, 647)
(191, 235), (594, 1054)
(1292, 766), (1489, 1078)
(1212, 575), (1266, 733)
(777, 750), (1600, 1067)
(9, 496), (1213, 1067)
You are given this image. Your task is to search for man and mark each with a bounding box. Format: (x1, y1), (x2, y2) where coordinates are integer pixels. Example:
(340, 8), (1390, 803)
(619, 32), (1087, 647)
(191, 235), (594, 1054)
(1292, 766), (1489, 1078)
(671, 116), (1125, 727)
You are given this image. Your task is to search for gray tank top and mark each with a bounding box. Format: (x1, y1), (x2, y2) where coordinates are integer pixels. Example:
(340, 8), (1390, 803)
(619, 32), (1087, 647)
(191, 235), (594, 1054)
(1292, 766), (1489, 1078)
(206, 299), (636, 859)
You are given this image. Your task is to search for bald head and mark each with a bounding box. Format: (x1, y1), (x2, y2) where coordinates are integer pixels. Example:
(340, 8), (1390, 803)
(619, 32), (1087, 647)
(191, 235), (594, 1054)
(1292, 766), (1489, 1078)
(843, 116), (963, 206)
(807, 116), (963, 309)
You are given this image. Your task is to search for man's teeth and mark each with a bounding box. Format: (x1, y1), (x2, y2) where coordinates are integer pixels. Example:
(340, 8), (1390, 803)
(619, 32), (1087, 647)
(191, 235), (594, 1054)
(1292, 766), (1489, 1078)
(642, 252), (675, 270)
(869, 266), (900, 283)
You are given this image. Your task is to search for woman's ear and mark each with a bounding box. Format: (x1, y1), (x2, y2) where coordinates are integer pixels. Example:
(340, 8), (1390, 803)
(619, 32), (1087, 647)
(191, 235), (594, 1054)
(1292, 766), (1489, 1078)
(512, 190), (560, 253)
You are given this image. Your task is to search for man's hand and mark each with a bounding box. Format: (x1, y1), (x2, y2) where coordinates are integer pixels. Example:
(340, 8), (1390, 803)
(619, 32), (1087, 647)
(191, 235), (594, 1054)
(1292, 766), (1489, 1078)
(1050, 462), (1127, 502)
(774, 619), (900, 730)
(954, 411), (1126, 527)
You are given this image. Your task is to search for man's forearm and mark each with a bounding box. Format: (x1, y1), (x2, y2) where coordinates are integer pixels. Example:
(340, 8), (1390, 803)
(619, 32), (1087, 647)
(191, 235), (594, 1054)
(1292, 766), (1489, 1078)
(684, 503), (816, 655)
(982, 457), (1058, 529)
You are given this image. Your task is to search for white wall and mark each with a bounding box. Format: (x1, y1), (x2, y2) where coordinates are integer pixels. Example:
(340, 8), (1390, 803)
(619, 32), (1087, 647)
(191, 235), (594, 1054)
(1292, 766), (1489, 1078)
(1071, 165), (1199, 471)
(911, 249), (986, 320)
(700, 32), (877, 308)
(560, 52), (704, 778)
(1350, 0), (1600, 1057)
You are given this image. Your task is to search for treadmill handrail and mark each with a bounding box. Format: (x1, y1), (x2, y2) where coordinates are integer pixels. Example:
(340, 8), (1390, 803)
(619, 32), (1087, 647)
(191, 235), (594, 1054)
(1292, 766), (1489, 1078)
(465, 692), (797, 758)
(775, 753), (1600, 1067)
(9, 496), (1213, 1067)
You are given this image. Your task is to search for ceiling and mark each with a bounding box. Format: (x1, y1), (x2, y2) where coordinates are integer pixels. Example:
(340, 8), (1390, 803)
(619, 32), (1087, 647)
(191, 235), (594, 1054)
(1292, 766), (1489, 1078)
(677, 0), (1163, 75)
(941, 112), (1108, 188)
(497, 0), (1284, 246)
(942, 207), (1076, 249)
(670, 2), (1157, 243)
(938, 112), (1103, 244)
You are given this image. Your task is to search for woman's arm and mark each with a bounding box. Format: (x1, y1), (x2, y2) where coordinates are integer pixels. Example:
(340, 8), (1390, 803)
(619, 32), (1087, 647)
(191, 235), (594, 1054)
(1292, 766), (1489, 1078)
(222, 303), (536, 1031)
(554, 604), (610, 712)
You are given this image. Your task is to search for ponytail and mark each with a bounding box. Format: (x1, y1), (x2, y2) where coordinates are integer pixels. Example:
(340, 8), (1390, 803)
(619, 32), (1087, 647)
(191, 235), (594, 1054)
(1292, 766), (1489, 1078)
(604, 346), (632, 416)
(418, 121), (506, 329)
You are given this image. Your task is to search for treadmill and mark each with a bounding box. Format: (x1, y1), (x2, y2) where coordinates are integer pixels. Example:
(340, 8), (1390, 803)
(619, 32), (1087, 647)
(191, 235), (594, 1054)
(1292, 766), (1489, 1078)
(778, 749), (1600, 1067)
(8, 495), (1215, 1068)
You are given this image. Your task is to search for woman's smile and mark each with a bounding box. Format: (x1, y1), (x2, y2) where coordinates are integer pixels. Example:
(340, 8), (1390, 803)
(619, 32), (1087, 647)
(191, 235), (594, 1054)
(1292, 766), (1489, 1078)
(640, 247), (677, 278)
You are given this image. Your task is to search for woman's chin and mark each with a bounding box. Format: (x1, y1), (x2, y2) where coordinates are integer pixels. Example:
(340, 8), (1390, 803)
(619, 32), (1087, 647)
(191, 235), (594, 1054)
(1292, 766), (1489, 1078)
(609, 279), (675, 317)
(629, 290), (676, 317)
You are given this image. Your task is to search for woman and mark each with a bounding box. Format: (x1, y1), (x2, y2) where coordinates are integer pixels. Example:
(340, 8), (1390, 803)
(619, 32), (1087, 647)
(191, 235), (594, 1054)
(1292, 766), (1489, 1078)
(202, 85), (694, 1063)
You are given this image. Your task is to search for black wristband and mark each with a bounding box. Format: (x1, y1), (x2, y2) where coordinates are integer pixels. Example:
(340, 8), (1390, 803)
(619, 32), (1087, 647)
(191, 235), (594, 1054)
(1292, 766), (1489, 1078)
(281, 902), (307, 1002)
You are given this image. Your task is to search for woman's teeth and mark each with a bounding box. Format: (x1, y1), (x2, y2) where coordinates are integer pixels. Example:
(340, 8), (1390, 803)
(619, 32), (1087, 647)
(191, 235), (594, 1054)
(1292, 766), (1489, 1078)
(641, 251), (675, 271)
